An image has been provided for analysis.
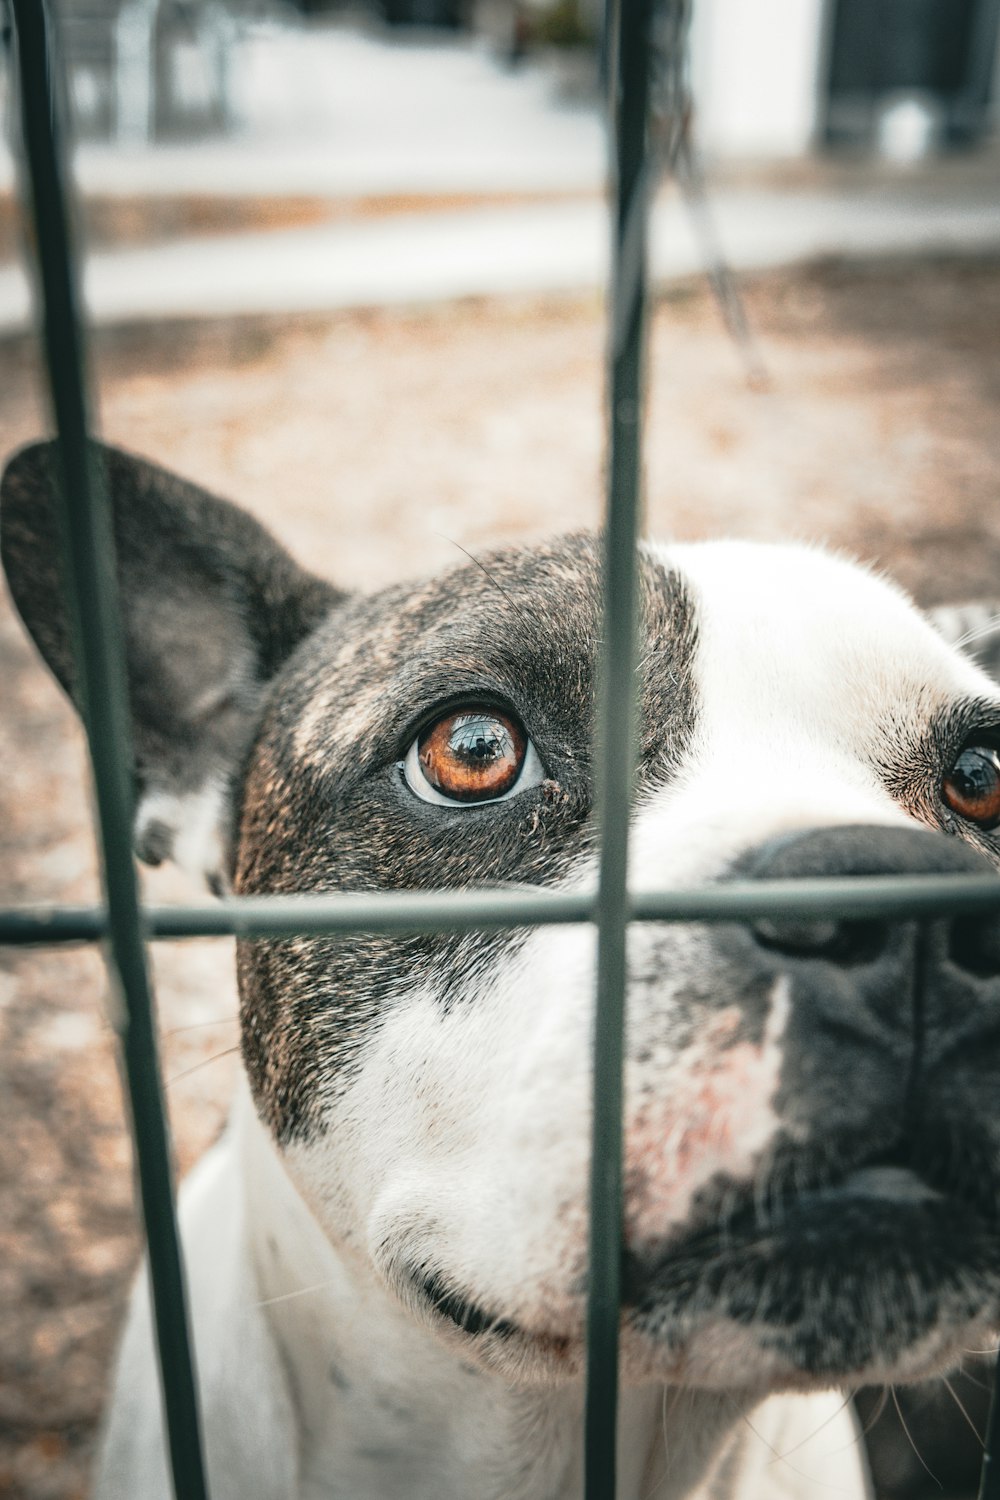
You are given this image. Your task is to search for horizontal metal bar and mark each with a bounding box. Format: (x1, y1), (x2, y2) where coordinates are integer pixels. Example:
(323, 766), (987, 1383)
(3, 872), (1000, 946)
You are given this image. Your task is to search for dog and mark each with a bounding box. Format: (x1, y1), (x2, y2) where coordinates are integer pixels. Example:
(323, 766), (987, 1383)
(4, 439), (1000, 1500)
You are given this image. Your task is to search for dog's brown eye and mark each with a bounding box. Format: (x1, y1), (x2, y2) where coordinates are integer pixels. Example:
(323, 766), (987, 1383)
(417, 710), (527, 803)
(943, 744), (1000, 830)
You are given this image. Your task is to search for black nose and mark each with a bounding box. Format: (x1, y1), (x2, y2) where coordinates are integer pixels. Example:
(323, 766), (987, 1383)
(739, 825), (1000, 977)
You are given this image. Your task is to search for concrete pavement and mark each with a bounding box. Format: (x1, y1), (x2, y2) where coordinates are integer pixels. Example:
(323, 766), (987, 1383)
(1, 26), (999, 332)
(3, 173), (1000, 333)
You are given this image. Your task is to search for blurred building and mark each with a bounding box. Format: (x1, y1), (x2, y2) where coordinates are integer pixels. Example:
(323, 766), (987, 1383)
(689, 0), (1000, 158)
(32, 0), (243, 141)
(4, 0), (999, 155)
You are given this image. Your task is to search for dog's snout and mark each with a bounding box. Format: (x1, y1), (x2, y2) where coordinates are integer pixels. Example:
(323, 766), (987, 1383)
(740, 822), (994, 884)
(753, 913), (889, 966)
(739, 823), (1000, 976)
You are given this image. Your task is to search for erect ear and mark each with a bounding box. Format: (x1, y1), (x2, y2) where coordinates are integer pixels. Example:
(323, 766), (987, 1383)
(1, 440), (343, 892)
(929, 599), (1000, 686)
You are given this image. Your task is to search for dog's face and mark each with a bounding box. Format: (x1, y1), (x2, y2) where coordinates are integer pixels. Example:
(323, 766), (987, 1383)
(4, 443), (1000, 1401)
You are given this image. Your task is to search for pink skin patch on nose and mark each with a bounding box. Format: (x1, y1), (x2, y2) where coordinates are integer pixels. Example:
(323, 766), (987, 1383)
(625, 981), (791, 1250)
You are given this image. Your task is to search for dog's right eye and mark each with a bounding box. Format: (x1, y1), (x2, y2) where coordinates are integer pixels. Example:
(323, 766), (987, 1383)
(943, 743), (1000, 831)
(401, 707), (544, 806)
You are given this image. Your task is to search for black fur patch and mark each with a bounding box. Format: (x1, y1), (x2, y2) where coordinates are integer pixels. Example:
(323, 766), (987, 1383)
(877, 693), (1000, 867)
(234, 536), (699, 1142)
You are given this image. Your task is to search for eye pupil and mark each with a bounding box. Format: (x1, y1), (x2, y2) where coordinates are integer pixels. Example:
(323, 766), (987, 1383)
(450, 717), (513, 766)
(943, 744), (1000, 830)
(418, 709), (526, 802)
(954, 751), (994, 799)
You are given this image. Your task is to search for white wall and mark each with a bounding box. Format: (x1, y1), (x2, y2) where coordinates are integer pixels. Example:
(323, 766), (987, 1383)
(689, 0), (829, 158)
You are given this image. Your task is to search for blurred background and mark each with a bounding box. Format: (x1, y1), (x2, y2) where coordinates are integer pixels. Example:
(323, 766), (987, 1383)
(2, 2), (1000, 1497)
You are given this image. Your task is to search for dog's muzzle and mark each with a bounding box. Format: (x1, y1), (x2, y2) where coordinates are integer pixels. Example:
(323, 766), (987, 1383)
(715, 821), (1000, 1148)
(621, 825), (1000, 1381)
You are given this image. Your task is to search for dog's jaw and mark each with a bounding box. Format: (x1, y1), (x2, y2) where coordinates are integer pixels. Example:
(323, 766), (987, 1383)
(239, 1085), (752, 1500)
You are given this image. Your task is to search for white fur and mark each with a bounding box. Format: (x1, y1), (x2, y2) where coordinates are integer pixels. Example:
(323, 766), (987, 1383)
(96, 1105), (297, 1498)
(135, 777), (229, 888)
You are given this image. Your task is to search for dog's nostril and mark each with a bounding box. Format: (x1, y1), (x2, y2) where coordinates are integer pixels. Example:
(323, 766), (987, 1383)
(949, 915), (1000, 979)
(752, 916), (888, 966)
(753, 917), (839, 953)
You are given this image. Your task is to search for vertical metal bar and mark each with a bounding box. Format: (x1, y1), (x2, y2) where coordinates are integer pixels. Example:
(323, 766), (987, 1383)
(7, 4), (209, 1497)
(584, 0), (655, 1493)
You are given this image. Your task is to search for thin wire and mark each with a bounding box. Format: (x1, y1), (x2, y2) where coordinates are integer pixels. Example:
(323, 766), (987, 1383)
(648, 0), (769, 389)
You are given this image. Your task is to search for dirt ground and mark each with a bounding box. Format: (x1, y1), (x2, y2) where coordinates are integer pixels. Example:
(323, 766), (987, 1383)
(2, 254), (1000, 1498)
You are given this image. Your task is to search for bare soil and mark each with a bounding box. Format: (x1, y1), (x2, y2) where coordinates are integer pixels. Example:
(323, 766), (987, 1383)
(2, 254), (1000, 1498)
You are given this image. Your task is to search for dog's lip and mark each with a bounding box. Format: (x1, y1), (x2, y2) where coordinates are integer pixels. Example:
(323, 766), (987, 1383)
(653, 1127), (1000, 1248)
(411, 1268), (578, 1359)
(412, 1162), (992, 1350)
(623, 1156), (996, 1306)
(412, 1267), (522, 1341)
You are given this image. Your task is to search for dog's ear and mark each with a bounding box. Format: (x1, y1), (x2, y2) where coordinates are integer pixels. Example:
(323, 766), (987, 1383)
(929, 600), (1000, 686)
(1, 441), (342, 891)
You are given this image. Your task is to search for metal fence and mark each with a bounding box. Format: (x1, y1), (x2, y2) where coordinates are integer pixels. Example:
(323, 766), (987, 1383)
(2, 1), (1000, 1498)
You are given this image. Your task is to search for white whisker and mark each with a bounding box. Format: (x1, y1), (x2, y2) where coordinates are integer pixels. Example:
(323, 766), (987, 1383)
(941, 1374), (985, 1449)
(890, 1386), (943, 1490)
(254, 1279), (339, 1309)
(162, 1014), (239, 1038)
(954, 613), (1000, 650)
(776, 1391), (854, 1461)
(167, 1045), (240, 1087)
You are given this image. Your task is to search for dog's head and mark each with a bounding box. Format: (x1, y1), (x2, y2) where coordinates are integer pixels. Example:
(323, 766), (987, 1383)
(4, 441), (1000, 1396)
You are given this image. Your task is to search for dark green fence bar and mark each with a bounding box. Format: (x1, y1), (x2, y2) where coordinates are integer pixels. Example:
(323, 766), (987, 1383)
(6, 2), (209, 1497)
(585, 0), (657, 1492)
(4, 871), (1000, 947)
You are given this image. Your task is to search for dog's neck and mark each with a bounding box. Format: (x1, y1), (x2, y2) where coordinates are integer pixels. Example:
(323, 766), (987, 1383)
(236, 1090), (741, 1500)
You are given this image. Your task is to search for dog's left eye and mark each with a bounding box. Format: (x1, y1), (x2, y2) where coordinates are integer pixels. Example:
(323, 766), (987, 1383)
(402, 707), (544, 806)
(943, 743), (1000, 831)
